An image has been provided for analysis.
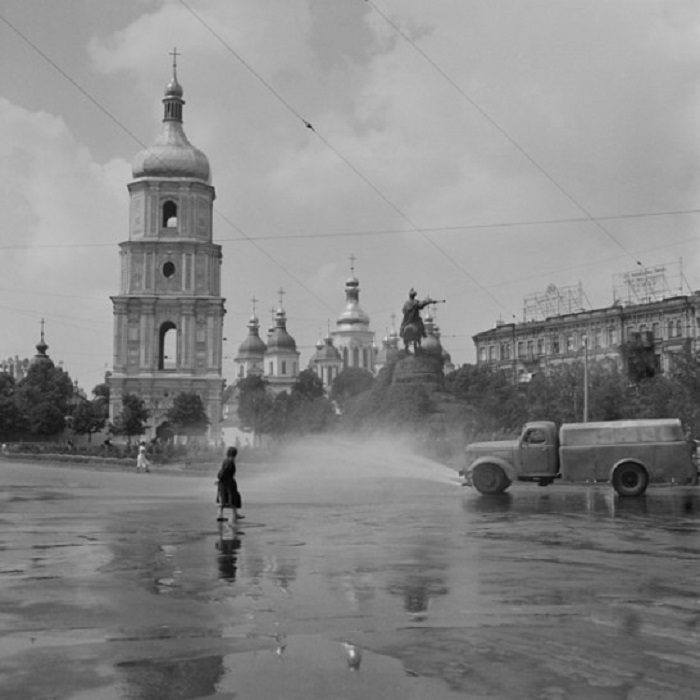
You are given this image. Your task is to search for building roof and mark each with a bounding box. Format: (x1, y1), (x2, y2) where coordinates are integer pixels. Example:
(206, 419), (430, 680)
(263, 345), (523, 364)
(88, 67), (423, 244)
(131, 66), (211, 183)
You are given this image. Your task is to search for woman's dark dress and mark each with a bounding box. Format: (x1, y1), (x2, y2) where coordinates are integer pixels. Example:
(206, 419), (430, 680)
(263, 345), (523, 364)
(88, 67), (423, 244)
(217, 456), (242, 509)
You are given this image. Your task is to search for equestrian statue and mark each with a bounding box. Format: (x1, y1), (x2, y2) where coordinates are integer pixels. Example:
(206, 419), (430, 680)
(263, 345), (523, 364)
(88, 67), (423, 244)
(399, 288), (445, 353)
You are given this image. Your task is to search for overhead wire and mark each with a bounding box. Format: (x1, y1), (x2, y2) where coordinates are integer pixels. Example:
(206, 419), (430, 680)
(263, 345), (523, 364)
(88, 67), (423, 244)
(364, 0), (646, 267)
(0, 9), (335, 316)
(1, 208), (700, 248)
(177, 0), (510, 313)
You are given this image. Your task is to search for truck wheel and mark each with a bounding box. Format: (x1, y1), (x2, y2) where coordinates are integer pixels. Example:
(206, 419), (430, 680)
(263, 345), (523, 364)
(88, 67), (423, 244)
(612, 463), (648, 497)
(472, 463), (510, 495)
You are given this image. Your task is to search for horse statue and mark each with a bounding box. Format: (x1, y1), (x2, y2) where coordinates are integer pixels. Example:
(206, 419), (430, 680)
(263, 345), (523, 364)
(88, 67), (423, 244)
(400, 321), (425, 353)
(399, 289), (445, 354)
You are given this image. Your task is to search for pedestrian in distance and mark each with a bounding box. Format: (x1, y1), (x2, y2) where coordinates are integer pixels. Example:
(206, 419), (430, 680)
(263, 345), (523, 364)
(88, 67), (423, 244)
(136, 443), (151, 473)
(217, 446), (243, 522)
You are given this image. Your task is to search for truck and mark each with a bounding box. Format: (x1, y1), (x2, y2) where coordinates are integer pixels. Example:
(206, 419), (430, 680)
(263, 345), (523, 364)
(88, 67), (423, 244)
(460, 418), (698, 497)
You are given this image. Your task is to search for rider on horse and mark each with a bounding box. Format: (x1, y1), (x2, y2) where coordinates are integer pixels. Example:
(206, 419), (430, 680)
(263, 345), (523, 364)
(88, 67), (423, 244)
(400, 289), (435, 351)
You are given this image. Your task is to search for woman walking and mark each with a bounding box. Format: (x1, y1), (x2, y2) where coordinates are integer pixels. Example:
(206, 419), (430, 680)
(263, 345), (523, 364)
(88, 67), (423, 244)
(136, 444), (151, 473)
(217, 446), (243, 522)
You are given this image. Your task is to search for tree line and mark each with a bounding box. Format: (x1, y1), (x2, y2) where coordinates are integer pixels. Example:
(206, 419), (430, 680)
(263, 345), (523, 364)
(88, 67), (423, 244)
(0, 362), (210, 445)
(235, 342), (700, 454)
(3, 339), (699, 454)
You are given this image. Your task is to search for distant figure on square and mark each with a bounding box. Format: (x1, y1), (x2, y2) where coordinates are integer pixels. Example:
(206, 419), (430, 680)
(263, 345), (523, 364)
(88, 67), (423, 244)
(217, 446), (243, 522)
(136, 443), (151, 473)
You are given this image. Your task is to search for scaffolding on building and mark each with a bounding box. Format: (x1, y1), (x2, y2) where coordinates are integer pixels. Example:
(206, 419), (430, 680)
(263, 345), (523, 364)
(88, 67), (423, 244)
(612, 260), (684, 306)
(523, 281), (589, 322)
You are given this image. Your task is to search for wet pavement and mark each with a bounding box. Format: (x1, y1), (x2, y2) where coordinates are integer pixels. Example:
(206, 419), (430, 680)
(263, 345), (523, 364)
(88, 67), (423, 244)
(1, 440), (700, 699)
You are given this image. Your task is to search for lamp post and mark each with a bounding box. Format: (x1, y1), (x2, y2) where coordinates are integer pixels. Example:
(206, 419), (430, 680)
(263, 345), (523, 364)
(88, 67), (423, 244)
(583, 336), (589, 423)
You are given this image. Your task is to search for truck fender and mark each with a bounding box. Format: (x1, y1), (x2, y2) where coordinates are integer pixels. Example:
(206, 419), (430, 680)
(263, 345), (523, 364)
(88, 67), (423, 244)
(464, 456), (517, 485)
(610, 458), (648, 482)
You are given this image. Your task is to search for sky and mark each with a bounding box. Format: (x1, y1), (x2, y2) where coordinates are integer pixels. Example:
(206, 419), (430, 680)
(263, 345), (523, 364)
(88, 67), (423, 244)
(2, 0), (700, 391)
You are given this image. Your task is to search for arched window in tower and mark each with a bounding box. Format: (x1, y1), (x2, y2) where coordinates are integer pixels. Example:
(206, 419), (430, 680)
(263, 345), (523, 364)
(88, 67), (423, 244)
(162, 200), (178, 228)
(343, 347), (348, 368)
(159, 322), (177, 370)
(352, 347), (360, 368)
(363, 348), (368, 368)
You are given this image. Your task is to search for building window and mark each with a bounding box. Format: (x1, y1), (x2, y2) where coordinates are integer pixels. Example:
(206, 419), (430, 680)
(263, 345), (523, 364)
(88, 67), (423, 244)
(478, 347), (486, 362)
(552, 336), (560, 354)
(652, 322), (660, 339)
(676, 320), (683, 337)
(363, 348), (368, 367)
(566, 335), (574, 352)
(537, 338), (545, 356)
(594, 330), (602, 348)
(162, 261), (176, 279)
(488, 345), (496, 361)
(352, 347), (359, 367)
(269, 361), (273, 375)
(608, 327), (618, 346)
(517, 341), (524, 359)
(162, 200), (178, 228)
(282, 361), (287, 375)
(158, 321), (177, 370)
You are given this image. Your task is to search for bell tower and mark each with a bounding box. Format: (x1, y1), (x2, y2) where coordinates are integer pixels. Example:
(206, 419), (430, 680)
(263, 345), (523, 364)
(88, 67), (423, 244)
(108, 52), (225, 441)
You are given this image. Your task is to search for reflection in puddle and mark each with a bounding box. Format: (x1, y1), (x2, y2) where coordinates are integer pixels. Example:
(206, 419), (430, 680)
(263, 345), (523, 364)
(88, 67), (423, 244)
(215, 524), (241, 581)
(463, 487), (700, 526)
(117, 654), (224, 700)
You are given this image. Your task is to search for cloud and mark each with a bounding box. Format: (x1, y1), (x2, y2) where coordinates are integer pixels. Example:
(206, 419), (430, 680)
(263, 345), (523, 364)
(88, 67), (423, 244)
(6, 0), (699, 382)
(0, 98), (129, 384)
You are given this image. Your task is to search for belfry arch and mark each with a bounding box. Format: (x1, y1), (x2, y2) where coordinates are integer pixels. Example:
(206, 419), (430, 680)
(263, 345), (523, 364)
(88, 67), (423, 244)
(162, 200), (178, 228)
(159, 322), (177, 370)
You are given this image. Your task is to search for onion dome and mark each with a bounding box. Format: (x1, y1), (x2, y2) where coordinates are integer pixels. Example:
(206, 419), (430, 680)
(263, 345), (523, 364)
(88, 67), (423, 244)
(236, 315), (267, 360)
(267, 308), (297, 351)
(31, 319), (53, 366)
(311, 335), (342, 364)
(337, 274), (370, 329)
(131, 64), (211, 183)
(423, 315), (443, 356)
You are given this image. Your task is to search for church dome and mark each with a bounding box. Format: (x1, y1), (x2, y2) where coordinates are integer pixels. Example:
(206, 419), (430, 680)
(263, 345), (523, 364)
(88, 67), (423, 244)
(267, 308), (297, 351)
(132, 125), (210, 183)
(337, 275), (370, 328)
(423, 315), (443, 356)
(312, 336), (342, 363)
(131, 69), (211, 183)
(237, 315), (267, 358)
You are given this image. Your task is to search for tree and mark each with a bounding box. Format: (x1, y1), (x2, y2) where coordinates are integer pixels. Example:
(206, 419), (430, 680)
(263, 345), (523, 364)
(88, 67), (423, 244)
(329, 367), (374, 408)
(14, 362), (75, 439)
(71, 399), (108, 443)
(70, 382), (110, 442)
(165, 392), (210, 438)
(620, 334), (657, 383)
(0, 373), (27, 441)
(236, 375), (274, 444)
(291, 369), (325, 402)
(111, 393), (150, 444)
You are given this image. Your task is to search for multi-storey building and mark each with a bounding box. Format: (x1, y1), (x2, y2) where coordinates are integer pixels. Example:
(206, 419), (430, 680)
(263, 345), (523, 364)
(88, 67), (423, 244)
(473, 293), (700, 381)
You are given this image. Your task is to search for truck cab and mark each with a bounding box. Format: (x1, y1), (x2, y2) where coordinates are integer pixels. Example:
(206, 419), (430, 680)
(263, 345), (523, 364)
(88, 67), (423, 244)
(461, 421), (560, 494)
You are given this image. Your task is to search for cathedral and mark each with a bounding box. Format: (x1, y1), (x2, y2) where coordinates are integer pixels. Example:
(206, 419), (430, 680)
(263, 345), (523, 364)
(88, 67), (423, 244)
(108, 57), (225, 441)
(235, 260), (378, 390)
